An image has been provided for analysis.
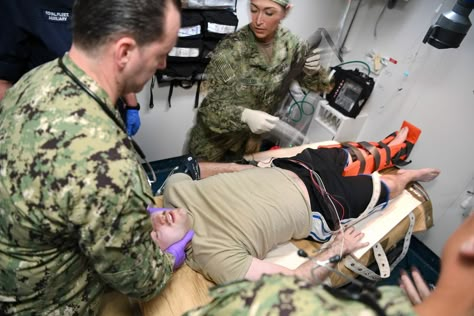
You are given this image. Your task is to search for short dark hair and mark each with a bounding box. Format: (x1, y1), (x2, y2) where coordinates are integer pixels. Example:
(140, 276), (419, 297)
(72, 0), (181, 50)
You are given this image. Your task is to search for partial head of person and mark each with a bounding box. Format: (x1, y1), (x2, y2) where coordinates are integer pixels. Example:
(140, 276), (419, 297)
(436, 212), (474, 295)
(69, 0), (181, 97)
(249, 0), (291, 43)
(150, 208), (192, 250)
(412, 212), (474, 316)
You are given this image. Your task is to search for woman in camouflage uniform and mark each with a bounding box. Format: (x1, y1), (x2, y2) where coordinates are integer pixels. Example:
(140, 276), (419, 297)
(188, 0), (331, 162)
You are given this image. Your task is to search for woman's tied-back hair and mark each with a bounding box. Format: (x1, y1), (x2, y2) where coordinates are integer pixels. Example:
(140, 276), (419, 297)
(72, 0), (181, 50)
(270, 0), (290, 8)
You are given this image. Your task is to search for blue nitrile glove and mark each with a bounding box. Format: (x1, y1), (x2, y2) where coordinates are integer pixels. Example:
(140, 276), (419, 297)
(165, 230), (194, 270)
(147, 206), (194, 270)
(126, 106), (141, 136)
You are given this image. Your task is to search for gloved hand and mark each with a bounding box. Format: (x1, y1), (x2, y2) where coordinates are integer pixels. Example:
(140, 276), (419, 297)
(147, 206), (194, 270)
(147, 207), (170, 215)
(126, 107), (141, 136)
(165, 230), (194, 270)
(304, 48), (322, 74)
(241, 108), (280, 134)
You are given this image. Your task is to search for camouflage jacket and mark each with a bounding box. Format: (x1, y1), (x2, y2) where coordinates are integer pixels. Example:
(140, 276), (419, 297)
(188, 25), (332, 162)
(0, 54), (173, 315)
(185, 274), (417, 316)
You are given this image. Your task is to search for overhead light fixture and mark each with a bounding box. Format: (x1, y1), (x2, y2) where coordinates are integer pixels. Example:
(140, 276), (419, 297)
(423, 0), (474, 49)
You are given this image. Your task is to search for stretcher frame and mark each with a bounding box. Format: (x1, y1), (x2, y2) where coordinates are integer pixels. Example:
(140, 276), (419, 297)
(99, 141), (433, 316)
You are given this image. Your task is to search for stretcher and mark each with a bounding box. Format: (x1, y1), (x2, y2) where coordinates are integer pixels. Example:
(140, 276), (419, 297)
(99, 140), (433, 316)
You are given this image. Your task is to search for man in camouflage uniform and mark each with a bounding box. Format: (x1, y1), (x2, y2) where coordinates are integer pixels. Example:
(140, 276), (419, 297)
(184, 212), (474, 316)
(188, 0), (332, 162)
(0, 0), (187, 314)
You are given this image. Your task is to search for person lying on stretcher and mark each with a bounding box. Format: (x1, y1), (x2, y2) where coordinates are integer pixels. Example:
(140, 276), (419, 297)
(184, 213), (474, 316)
(149, 122), (440, 285)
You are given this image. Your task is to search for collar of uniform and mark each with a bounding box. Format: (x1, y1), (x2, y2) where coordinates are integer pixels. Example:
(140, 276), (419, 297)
(60, 53), (115, 111)
(246, 25), (286, 70)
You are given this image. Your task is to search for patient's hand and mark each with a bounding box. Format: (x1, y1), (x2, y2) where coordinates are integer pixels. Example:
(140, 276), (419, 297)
(292, 228), (368, 284)
(331, 227), (369, 256)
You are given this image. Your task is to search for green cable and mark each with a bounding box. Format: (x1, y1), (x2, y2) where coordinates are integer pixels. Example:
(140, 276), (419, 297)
(286, 61), (371, 123)
(335, 60), (371, 75)
(287, 91), (315, 123)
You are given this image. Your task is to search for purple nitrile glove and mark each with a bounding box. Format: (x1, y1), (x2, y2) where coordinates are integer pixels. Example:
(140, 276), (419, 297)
(147, 206), (171, 214)
(147, 206), (194, 270)
(165, 230), (194, 270)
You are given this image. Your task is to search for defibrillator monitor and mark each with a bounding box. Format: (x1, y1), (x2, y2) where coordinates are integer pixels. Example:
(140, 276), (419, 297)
(326, 66), (375, 118)
(334, 78), (364, 113)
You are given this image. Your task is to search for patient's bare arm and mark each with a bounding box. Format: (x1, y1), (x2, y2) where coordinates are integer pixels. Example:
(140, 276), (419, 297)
(244, 227), (368, 283)
(293, 227), (368, 283)
(243, 141), (338, 163)
(198, 141), (338, 178)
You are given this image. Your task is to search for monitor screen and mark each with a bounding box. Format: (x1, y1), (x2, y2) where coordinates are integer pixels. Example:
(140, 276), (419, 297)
(334, 78), (363, 112)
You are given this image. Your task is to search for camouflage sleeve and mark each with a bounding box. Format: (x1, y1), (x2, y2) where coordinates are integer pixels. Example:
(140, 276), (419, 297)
(68, 146), (174, 300)
(198, 39), (250, 134)
(184, 275), (417, 316)
(295, 41), (334, 94)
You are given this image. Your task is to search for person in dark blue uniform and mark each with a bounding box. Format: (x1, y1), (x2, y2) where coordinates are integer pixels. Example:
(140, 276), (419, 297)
(0, 0), (141, 136)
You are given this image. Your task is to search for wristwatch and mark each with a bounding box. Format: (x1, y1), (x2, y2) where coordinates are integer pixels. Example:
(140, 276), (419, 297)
(125, 103), (140, 111)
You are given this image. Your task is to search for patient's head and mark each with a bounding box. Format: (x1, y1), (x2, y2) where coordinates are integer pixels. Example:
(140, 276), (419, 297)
(150, 208), (192, 250)
(436, 212), (474, 300)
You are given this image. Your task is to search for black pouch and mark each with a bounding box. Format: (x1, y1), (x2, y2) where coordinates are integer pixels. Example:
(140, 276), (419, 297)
(144, 154), (201, 195)
(158, 62), (201, 80)
(179, 10), (204, 39)
(202, 10), (239, 39)
(201, 38), (220, 64)
(150, 8), (238, 109)
(182, 0), (236, 10)
(167, 38), (203, 63)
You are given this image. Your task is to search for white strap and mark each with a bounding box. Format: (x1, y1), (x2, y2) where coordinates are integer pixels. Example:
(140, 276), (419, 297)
(207, 22), (236, 34)
(374, 242), (391, 278)
(391, 211), (416, 269)
(344, 244), (388, 281)
(365, 171), (382, 215)
(343, 211), (416, 281)
(342, 172), (382, 229)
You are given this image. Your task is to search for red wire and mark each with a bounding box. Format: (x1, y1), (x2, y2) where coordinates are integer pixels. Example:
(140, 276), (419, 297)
(309, 170), (345, 220)
(288, 159), (346, 220)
